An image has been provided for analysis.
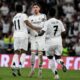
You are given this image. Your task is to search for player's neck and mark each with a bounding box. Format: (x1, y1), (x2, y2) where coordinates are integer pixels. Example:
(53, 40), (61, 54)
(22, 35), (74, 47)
(34, 13), (40, 16)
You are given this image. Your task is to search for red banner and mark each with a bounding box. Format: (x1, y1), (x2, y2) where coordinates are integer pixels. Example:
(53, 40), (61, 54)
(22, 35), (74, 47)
(0, 54), (80, 70)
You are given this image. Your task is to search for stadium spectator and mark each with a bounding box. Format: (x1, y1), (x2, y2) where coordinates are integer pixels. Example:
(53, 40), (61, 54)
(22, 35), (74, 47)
(0, 0), (80, 56)
(73, 39), (80, 56)
(62, 3), (76, 22)
(0, 2), (9, 17)
(64, 0), (74, 3)
(2, 16), (11, 36)
(3, 33), (13, 53)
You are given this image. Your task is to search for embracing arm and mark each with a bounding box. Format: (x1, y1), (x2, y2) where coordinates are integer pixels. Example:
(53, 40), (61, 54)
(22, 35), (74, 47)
(24, 20), (42, 32)
(38, 30), (45, 36)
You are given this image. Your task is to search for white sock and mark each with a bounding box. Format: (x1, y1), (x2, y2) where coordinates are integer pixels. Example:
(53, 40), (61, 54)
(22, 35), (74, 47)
(49, 57), (57, 75)
(20, 53), (26, 68)
(11, 54), (19, 68)
(31, 52), (36, 71)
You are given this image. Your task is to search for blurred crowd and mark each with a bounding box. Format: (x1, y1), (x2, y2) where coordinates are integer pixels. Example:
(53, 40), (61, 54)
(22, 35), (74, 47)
(0, 0), (80, 56)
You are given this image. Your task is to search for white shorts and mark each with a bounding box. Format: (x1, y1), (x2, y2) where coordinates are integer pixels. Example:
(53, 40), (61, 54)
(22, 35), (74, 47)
(30, 36), (45, 51)
(14, 37), (28, 51)
(46, 37), (63, 56)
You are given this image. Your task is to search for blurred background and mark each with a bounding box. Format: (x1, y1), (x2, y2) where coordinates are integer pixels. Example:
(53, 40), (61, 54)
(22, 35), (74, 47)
(0, 0), (80, 56)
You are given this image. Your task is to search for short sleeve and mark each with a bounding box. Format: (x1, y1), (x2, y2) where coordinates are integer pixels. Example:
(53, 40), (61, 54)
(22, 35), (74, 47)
(22, 14), (29, 21)
(41, 14), (47, 22)
(42, 21), (48, 31)
(59, 21), (65, 32)
(44, 14), (47, 21)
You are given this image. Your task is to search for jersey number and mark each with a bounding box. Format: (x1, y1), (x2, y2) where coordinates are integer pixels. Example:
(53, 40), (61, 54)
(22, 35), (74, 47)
(14, 20), (20, 30)
(53, 25), (58, 35)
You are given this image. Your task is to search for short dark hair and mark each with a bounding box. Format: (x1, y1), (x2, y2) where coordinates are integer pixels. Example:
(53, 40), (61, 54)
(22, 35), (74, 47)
(15, 4), (23, 12)
(32, 2), (41, 8)
(48, 8), (56, 17)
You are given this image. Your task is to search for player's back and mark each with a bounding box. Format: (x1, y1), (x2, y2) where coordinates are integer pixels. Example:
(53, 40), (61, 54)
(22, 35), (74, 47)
(43, 18), (65, 45)
(45, 18), (65, 39)
(13, 13), (28, 38)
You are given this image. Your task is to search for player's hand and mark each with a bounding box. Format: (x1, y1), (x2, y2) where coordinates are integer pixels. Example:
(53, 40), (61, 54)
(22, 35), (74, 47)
(38, 30), (45, 36)
(35, 35), (38, 37)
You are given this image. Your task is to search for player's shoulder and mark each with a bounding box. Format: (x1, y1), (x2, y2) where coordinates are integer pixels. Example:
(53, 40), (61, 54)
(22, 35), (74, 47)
(44, 20), (49, 26)
(20, 13), (28, 20)
(28, 15), (35, 21)
(53, 18), (63, 23)
(40, 13), (46, 16)
(40, 13), (46, 18)
(51, 18), (62, 23)
(57, 19), (63, 24)
(21, 13), (28, 17)
(29, 15), (34, 18)
(14, 13), (27, 18)
(53, 18), (64, 27)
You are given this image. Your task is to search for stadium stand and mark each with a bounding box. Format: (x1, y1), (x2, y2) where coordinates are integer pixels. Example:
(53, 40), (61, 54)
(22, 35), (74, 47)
(0, 0), (80, 56)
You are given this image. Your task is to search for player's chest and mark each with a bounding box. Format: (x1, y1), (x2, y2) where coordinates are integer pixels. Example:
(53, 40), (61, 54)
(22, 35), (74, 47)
(30, 16), (44, 24)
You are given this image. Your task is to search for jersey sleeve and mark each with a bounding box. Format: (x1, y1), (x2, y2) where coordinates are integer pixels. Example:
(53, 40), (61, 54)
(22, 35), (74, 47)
(44, 14), (47, 21)
(42, 21), (48, 31)
(42, 14), (47, 22)
(59, 21), (65, 32)
(28, 16), (31, 22)
(22, 14), (29, 21)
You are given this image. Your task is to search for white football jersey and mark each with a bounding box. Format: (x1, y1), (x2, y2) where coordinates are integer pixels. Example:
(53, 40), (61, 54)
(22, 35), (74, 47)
(42, 18), (65, 39)
(13, 13), (29, 37)
(29, 13), (46, 36)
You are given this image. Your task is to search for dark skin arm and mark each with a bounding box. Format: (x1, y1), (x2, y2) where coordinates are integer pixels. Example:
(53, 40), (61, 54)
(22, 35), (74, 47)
(61, 31), (66, 46)
(9, 21), (13, 34)
(61, 31), (66, 39)
(24, 20), (42, 32)
(38, 30), (45, 36)
(12, 19), (42, 32)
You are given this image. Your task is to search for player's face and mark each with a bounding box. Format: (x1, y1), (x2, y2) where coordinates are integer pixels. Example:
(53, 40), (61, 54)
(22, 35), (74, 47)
(32, 5), (40, 14)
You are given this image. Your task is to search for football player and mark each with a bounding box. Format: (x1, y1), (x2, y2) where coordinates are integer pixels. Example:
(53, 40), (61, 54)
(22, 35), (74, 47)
(29, 3), (47, 77)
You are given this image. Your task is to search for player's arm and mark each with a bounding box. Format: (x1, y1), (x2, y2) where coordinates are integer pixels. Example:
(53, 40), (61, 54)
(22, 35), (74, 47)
(24, 20), (42, 32)
(23, 14), (42, 32)
(38, 30), (45, 36)
(60, 21), (66, 39)
(9, 21), (13, 34)
(61, 31), (66, 39)
(43, 14), (47, 21)
(38, 21), (48, 36)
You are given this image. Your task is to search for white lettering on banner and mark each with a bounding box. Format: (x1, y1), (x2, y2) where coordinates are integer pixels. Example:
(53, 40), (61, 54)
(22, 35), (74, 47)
(0, 54), (80, 70)
(43, 56), (48, 66)
(74, 58), (80, 70)
(66, 57), (74, 69)
(23, 56), (30, 67)
(1, 55), (9, 67)
(43, 62), (46, 66)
